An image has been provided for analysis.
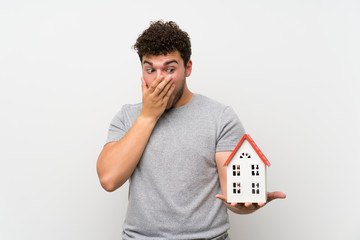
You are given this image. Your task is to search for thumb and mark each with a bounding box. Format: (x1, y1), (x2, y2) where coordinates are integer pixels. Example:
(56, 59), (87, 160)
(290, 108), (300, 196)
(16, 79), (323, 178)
(215, 194), (227, 202)
(267, 191), (286, 203)
(141, 77), (147, 94)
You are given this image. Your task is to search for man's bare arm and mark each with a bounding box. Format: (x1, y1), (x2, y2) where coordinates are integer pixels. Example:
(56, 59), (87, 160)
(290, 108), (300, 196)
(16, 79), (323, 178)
(96, 76), (175, 192)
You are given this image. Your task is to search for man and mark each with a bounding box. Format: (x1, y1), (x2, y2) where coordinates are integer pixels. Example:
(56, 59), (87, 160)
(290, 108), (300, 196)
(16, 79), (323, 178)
(97, 20), (286, 240)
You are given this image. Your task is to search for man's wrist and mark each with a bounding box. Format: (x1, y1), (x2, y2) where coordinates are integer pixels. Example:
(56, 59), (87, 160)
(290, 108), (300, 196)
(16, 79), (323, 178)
(138, 113), (158, 127)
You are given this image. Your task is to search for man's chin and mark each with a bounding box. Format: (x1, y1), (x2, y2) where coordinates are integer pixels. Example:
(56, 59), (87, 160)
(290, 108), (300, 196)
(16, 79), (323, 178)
(165, 96), (177, 110)
(165, 101), (174, 110)
(166, 87), (183, 110)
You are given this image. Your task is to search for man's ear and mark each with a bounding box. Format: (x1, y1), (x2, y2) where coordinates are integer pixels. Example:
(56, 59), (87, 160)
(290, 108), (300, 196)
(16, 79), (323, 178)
(185, 60), (192, 77)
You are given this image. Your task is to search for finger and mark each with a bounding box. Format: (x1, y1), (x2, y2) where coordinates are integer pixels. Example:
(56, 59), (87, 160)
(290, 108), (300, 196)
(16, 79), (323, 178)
(257, 202), (265, 207)
(153, 76), (172, 96)
(267, 191), (286, 203)
(148, 77), (164, 93)
(215, 194), (227, 202)
(160, 79), (174, 99)
(230, 202), (238, 207)
(162, 82), (175, 101)
(141, 77), (148, 94)
(244, 202), (254, 208)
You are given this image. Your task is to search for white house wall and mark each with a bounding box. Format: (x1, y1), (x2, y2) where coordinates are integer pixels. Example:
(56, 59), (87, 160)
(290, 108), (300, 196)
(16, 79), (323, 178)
(227, 139), (267, 203)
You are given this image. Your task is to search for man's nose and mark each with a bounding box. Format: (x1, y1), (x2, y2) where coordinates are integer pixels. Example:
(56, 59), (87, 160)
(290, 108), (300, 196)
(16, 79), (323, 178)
(156, 70), (167, 79)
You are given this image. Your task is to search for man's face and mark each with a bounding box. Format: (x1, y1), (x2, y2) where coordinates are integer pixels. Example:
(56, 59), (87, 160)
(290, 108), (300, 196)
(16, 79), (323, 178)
(142, 51), (192, 109)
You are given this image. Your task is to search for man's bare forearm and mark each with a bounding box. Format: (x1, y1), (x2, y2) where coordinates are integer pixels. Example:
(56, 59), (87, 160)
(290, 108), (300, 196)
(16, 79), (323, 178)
(97, 74), (175, 192)
(97, 114), (157, 192)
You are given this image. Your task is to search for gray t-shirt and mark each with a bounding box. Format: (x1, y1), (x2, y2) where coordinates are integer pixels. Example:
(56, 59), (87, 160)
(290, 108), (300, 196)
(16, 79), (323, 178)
(106, 93), (245, 239)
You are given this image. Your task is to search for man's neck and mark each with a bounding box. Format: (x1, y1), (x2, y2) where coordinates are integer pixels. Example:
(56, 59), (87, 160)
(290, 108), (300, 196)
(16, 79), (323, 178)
(173, 83), (193, 108)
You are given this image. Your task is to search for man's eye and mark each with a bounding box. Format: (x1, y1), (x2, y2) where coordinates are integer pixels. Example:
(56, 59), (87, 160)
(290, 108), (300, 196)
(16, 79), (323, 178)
(146, 69), (154, 73)
(167, 68), (175, 73)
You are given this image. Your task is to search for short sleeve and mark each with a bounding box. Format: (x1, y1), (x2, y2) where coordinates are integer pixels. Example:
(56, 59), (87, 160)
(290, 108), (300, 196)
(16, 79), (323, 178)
(216, 106), (245, 152)
(106, 105), (129, 144)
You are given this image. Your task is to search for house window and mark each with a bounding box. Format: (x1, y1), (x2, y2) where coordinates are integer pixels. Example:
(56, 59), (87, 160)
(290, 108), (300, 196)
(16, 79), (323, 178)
(252, 183), (260, 194)
(233, 182), (241, 194)
(251, 164), (260, 176)
(240, 152), (251, 158)
(232, 165), (240, 176)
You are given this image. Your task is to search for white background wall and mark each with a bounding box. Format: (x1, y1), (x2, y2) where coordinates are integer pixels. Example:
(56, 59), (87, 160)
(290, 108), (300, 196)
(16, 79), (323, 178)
(1, 0), (359, 239)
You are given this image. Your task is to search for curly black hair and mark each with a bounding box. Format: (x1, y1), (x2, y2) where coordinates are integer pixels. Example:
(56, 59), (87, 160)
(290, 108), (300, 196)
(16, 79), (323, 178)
(133, 20), (192, 66)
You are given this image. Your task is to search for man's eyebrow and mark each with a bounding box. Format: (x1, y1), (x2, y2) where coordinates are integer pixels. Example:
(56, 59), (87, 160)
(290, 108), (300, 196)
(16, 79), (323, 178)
(143, 60), (152, 66)
(143, 60), (178, 66)
(164, 60), (178, 65)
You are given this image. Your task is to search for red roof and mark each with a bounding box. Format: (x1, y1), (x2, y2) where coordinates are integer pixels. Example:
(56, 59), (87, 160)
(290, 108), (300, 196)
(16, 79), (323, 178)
(224, 134), (271, 166)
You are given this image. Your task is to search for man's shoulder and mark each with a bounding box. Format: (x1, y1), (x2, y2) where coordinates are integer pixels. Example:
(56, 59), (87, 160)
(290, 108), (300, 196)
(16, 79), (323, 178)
(113, 102), (142, 120)
(193, 93), (229, 111)
(121, 102), (142, 112)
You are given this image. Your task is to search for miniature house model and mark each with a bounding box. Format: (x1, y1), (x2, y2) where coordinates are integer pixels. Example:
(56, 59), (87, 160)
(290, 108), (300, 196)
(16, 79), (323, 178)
(224, 134), (271, 203)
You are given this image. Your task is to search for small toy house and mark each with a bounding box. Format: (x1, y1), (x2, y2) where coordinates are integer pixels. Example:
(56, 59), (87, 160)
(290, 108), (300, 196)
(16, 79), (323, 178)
(224, 134), (271, 203)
